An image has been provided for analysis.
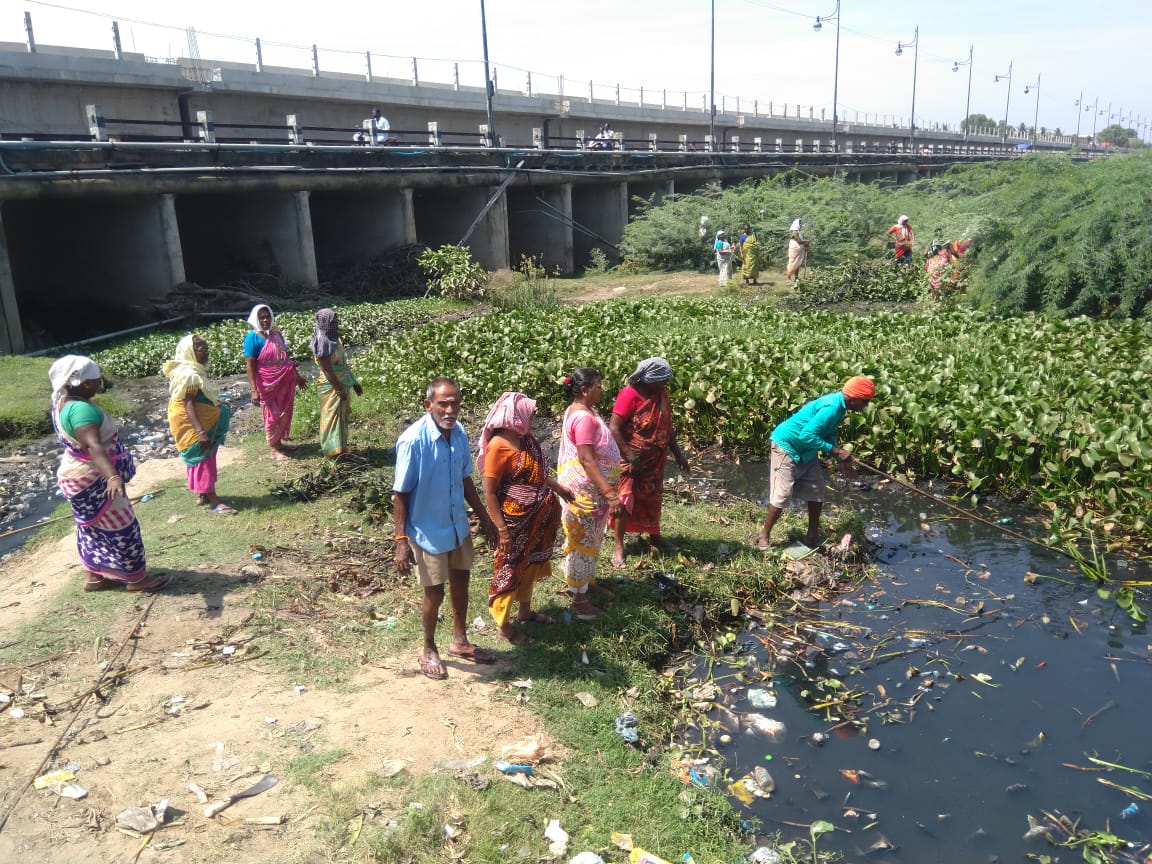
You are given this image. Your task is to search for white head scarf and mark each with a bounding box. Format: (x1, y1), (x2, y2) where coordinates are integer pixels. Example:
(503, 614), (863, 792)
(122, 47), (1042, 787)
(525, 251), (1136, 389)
(898, 215), (910, 225)
(49, 355), (101, 403)
(247, 304), (274, 334)
(790, 218), (803, 232)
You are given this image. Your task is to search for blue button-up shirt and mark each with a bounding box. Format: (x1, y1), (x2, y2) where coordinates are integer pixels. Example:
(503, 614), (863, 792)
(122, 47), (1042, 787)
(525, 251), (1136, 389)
(771, 391), (846, 464)
(393, 413), (474, 554)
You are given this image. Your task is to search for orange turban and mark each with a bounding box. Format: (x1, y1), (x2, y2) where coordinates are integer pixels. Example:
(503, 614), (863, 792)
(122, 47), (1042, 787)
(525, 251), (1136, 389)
(842, 376), (876, 400)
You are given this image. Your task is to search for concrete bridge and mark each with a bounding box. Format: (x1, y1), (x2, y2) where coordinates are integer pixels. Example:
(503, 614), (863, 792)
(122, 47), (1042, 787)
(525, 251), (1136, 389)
(0, 42), (1073, 355)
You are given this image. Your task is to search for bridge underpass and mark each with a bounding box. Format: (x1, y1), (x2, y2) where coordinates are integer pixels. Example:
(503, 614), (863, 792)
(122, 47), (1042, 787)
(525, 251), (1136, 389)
(0, 142), (1004, 354)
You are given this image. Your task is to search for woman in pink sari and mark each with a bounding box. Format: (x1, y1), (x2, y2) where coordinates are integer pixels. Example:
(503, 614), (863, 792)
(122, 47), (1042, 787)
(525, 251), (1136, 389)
(243, 304), (303, 460)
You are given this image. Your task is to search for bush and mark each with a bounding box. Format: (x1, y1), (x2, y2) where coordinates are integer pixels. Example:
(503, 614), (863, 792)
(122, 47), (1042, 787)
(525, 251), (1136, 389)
(417, 245), (489, 300)
(584, 248), (611, 274)
(491, 257), (558, 313)
(792, 255), (926, 307)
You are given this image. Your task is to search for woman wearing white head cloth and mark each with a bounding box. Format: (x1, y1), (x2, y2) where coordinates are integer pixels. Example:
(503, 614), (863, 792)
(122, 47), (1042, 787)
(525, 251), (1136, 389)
(786, 218), (810, 283)
(243, 303), (304, 461)
(49, 355), (168, 593)
(713, 230), (734, 286)
(608, 357), (691, 566)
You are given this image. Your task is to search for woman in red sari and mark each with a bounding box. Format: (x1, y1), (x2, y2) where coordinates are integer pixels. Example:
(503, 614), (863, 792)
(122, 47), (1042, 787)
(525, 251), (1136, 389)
(609, 357), (690, 567)
(479, 392), (574, 644)
(243, 304), (304, 460)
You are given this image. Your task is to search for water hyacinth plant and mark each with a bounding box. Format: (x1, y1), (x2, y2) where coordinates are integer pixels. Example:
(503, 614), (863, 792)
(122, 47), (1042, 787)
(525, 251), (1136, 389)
(355, 297), (1152, 538)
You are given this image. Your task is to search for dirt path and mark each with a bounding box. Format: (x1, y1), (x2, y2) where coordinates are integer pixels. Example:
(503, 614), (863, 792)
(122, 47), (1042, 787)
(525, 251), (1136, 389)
(0, 448), (543, 864)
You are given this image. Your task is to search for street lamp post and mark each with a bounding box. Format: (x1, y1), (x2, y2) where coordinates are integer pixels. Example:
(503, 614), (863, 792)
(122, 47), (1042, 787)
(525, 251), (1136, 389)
(709, 0), (716, 150)
(479, 0), (496, 147)
(1088, 97), (1099, 146)
(813, 0), (841, 153)
(895, 26), (919, 153)
(1023, 74), (1040, 144)
(1074, 92), (1083, 144)
(952, 45), (973, 145)
(993, 61), (1013, 145)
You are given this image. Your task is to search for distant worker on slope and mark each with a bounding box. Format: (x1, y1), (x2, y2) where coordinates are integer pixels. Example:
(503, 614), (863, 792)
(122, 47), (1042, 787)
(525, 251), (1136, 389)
(887, 215), (915, 265)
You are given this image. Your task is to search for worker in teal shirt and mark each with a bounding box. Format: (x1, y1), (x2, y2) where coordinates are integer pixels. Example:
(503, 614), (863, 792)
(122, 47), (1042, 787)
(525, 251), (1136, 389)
(756, 376), (876, 549)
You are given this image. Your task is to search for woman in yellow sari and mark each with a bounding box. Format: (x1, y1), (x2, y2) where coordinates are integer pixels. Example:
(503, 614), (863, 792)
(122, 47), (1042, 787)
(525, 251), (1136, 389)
(311, 309), (362, 458)
(739, 223), (762, 285)
(163, 334), (236, 514)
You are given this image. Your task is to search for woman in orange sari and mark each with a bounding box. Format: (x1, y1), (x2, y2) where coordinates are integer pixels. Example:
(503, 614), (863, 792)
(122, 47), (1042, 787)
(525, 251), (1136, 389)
(479, 392), (573, 644)
(609, 357), (690, 567)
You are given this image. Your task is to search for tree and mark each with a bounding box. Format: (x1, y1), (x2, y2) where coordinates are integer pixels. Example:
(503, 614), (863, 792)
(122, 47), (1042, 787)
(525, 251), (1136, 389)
(1097, 124), (1135, 147)
(962, 113), (995, 133)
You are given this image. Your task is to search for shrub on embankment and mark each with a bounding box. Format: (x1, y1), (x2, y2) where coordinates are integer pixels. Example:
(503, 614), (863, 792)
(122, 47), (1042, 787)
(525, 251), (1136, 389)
(620, 153), (1152, 319)
(355, 298), (1152, 538)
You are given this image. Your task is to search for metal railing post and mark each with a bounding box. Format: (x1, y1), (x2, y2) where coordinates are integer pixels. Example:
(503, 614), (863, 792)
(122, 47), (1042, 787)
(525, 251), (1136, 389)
(255, 38), (263, 73)
(365, 51), (372, 83)
(286, 114), (301, 145)
(453, 63), (459, 91)
(197, 110), (216, 143)
(411, 57), (419, 87)
(24, 11), (35, 53)
(428, 121), (442, 147)
(111, 22), (123, 60)
(86, 104), (107, 142)
(311, 44), (319, 77)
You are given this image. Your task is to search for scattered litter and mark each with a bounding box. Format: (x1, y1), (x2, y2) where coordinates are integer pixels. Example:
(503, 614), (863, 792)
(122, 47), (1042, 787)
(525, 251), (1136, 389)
(614, 712), (639, 744)
(472, 616), (487, 629)
(611, 833), (634, 851)
(743, 714), (786, 741)
(153, 797), (170, 825)
(164, 695), (188, 715)
(117, 806), (159, 834)
(494, 759), (534, 776)
(580, 650), (590, 665)
(629, 849), (674, 864)
(746, 689), (777, 709)
(575, 692), (598, 708)
(34, 769), (75, 789)
(139, 493), (156, 503)
(264, 717), (278, 725)
(500, 735), (546, 763)
(251, 551), (264, 561)
(203, 773), (278, 817)
(221, 645), (236, 657)
(433, 757), (487, 771)
(544, 819), (570, 856)
(374, 759), (406, 778)
(292, 685), (306, 696)
(10, 707), (25, 719)
(781, 542), (817, 561)
(719, 734), (732, 744)
(867, 739), (881, 751)
(444, 823), (463, 839)
(1022, 814), (1051, 841)
(1121, 802), (1140, 820)
(569, 854), (606, 864)
(188, 782), (208, 804)
(748, 847), (781, 864)
(510, 678), (533, 690)
(0, 693), (9, 704)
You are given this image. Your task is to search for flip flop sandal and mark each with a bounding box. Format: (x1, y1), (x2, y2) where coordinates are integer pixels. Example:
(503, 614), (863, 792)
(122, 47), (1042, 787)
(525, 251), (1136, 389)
(609, 556), (628, 569)
(84, 576), (118, 592)
(419, 655), (448, 680)
(125, 572), (171, 593)
(209, 504), (239, 515)
(447, 644), (497, 664)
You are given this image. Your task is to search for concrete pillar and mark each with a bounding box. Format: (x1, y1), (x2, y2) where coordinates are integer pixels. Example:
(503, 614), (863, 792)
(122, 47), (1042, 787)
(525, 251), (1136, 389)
(508, 184), (573, 274)
(571, 182), (627, 267)
(0, 208), (23, 354)
(292, 191), (320, 288)
(159, 194), (186, 287)
(401, 188), (417, 244)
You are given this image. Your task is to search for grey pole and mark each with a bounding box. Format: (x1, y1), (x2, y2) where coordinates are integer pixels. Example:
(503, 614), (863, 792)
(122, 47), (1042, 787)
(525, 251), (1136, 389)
(709, 0), (716, 149)
(480, 0), (496, 147)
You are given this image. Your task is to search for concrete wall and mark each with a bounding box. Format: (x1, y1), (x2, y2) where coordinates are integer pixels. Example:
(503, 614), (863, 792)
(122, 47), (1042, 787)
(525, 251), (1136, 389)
(507, 184), (573, 274)
(627, 180), (674, 220)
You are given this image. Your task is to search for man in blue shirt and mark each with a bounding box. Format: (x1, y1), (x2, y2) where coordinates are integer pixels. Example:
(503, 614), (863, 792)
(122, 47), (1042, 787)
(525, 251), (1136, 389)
(393, 378), (498, 680)
(755, 376), (876, 550)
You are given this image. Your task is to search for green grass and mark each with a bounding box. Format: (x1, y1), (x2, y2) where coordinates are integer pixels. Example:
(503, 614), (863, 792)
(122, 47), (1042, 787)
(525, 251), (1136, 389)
(0, 355), (132, 444)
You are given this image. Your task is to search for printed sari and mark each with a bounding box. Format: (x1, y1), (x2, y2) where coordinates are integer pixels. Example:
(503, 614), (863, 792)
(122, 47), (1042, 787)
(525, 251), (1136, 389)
(612, 387), (672, 536)
(558, 406), (621, 593)
(53, 403), (147, 583)
(787, 231), (809, 278)
(254, 328), (298, 447)
(487, 434), (561, 625)
(315, 340), (359, 458)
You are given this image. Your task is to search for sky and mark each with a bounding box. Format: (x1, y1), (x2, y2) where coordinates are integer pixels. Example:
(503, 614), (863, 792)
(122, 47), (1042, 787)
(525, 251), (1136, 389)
(3, 0), (1149, 139)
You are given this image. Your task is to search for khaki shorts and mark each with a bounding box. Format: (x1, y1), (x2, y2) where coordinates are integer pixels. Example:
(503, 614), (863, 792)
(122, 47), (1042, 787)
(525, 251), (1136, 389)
(769, 443), (825, 508)
(411, 535), (476, 587)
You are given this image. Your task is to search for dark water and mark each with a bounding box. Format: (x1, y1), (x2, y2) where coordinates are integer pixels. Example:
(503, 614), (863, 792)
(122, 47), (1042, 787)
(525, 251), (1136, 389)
(697, 466), (1151, 862)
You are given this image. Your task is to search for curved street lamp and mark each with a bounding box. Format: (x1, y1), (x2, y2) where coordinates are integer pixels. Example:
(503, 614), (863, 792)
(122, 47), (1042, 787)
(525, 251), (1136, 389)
(952, 46), (974, 143)
(479, 0), (496, 147)
(1074, 92), (1083, 144)
(1023, 74), (1040, 144)
(895, 26), (919, 152)
(812, 0), (841, 153)
(992, 61), (1013, 144)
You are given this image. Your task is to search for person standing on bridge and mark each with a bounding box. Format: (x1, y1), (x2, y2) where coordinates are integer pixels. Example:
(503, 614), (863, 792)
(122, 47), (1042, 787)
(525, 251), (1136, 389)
(887, 215), (915, 265)
(373, 109), (392, 145)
